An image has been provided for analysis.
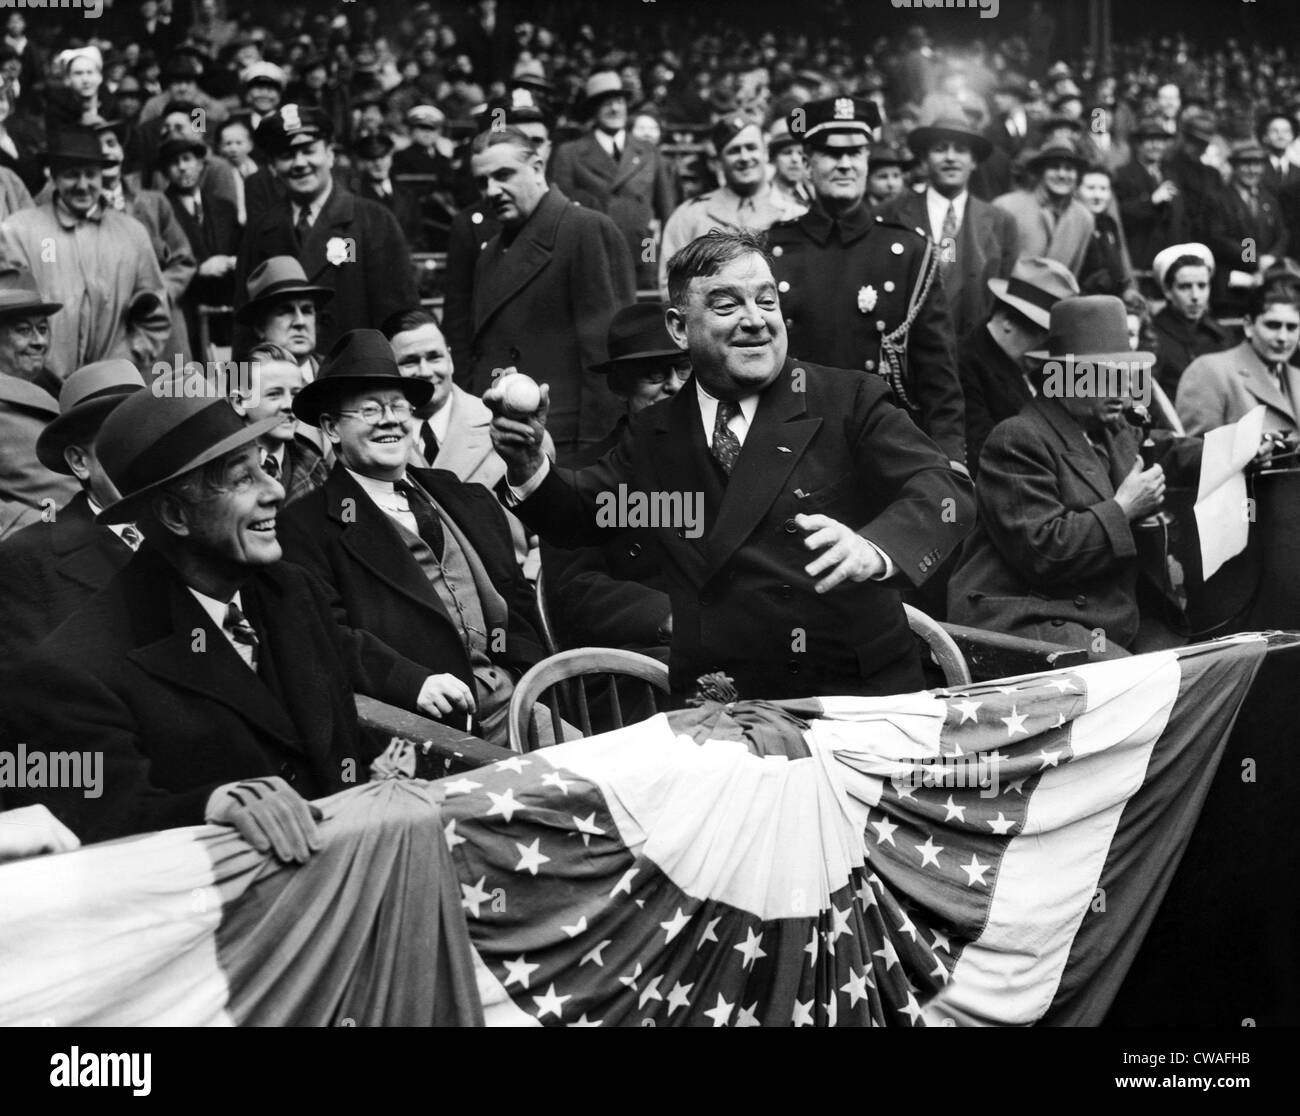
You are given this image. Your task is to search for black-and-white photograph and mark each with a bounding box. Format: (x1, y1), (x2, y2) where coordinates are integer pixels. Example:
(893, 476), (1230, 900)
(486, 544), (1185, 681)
(0, 0), (1293, 1072)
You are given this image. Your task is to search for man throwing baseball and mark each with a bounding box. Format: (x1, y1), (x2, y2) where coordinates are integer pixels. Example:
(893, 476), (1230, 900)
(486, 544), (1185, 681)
(488, 229), (975, 702)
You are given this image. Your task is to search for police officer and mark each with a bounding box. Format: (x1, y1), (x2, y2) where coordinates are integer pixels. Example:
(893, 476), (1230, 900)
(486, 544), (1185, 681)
(769, 97), (967, 467)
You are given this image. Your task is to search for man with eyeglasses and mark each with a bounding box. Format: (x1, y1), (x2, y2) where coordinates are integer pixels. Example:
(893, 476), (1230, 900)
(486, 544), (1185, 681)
(278, 330), (555, 749)
(1177, 284), (1300, 437)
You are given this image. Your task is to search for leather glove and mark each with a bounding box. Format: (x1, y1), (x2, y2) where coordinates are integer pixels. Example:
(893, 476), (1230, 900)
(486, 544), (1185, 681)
(205, 776), (323, 864)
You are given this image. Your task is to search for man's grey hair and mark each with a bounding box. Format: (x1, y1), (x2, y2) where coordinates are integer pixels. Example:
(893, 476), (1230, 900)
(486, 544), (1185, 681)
(665, 228), (774, 311)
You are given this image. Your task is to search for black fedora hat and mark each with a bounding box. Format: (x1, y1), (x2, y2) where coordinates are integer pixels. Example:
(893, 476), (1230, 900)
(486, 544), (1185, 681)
(156, 134), (208, 167)
(43, 129), (118, 171)
(292, 328), (433, 426)
(36, 359), (146, 474)
(95, 395), (283, 524)
(592, 304), (682, 373)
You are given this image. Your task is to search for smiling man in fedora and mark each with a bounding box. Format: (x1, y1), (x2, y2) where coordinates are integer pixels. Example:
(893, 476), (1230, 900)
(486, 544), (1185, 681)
(0, 359), (145, 661)
(0, 390), (470, 857)
(882, 111), (1019, 341)
(550, 71), (676, 289)
(278, 329), (551, 750)
(949, 294), (1201, 655)
(0, 129), (170, 382)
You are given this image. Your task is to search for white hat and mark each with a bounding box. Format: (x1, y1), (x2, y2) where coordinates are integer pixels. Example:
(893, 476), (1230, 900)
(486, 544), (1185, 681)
(1152, 242), (1215, 289)
(241, 62), (288, 89)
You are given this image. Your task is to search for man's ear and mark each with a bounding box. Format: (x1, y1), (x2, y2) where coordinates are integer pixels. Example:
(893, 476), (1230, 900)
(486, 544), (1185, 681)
(318, 414), (342, 447)
(229, 393), (250, 417)
(153, 492), (191, 539)
(63, 444), (91, 483)
(664, 306), (690, 352)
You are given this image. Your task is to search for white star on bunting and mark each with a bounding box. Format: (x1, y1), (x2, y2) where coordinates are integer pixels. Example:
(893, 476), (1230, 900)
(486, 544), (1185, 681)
(460, 876), (492, 918)
(734, 927), (767, 969)
(513, 837), (550, 875)
(485, 787), (522, 823)
(660, 907), (691, 943)
(502, 955), (540, 989)
(532, 984), (570, 1020)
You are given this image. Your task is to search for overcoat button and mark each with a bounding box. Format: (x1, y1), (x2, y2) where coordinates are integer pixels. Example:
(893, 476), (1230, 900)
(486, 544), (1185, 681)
(778, 280), (790, 292)
(884, 280), (896, 292)
(787, 661), (802, 675)
(864, 359), (875, 371)
(1074, 595), (1087, 608)
(779, 584), (794, 599)
(783, 518), (799, 533)
(891, 242), (904, 255)
(876, 320), (887, 331)
(628, 543), (642, 557)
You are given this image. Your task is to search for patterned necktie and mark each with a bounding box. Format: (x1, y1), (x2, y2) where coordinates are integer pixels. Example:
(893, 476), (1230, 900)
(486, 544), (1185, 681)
(395, 478), (445, 559)
(224, 602), (260, 671)
(711, 400), (743, 476)
(262, 451), (280, 481)
(940, 201), (958, 279)
(421, 423), (440, 464)
(119, 524), (142, 551)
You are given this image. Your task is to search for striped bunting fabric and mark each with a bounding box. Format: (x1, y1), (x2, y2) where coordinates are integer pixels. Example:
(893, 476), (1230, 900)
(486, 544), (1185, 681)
(0, 637), (1264, 1026)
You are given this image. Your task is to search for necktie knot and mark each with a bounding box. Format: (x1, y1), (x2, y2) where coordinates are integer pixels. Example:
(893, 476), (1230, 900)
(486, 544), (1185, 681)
(262, 451), (281, 480)
(119, 523), (142, 551)
(223, 602), (260, 670)
(711, 400), (743, 476)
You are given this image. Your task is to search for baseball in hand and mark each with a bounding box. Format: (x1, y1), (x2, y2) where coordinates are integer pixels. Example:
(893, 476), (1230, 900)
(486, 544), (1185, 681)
(498, 372), (542, 415)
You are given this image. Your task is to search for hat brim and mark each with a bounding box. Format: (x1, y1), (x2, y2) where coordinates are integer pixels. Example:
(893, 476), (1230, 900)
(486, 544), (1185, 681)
(582, 89), (627, 113)
(986, 278), (1053, 330)
(0, 298), (64, 318)
(292, 374), (434, 427)
(1027, 151), (1090, 173)
(590, 346), (684, 374)
(235, 283), (335, 324)
(96, 413), (285, 524)
(907, 126), (994, 163)
(35, 391), (139, 474)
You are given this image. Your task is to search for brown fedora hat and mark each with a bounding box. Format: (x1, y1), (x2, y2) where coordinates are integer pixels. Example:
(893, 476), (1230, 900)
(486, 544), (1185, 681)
(292, 328), (433, 426)
(235, 256), (334, 325)
(1025, 295), (1155, 368)
(36, 359), (146, 474)
(591, 303), (682, 373)
(95, 395), (283, 524)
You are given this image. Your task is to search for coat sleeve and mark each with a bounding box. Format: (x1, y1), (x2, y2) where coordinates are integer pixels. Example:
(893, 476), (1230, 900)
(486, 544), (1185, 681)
(1174, 357), (1231, 435)
(151, 196), (197, 304)
(123, 220), (172, 366)
(549, 142), (579, 204)
(976, 420), (1137, 587)
(958, 352), (997, 479)
(844, 376), (976, 586)
(543, 539), (671, 650)
(652, 151), (677, 223)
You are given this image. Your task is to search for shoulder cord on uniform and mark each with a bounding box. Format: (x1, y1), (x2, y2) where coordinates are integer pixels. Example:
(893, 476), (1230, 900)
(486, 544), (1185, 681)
(878, 235), (940, 414)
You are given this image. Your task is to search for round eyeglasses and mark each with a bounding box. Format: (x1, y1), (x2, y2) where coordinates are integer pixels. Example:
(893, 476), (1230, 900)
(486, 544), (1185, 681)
(335, 399), (414, 424)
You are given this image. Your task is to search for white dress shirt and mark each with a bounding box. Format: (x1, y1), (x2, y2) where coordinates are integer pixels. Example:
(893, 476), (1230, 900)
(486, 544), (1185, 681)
(187, 587), (253, 667)
(345, 468), (420, 535)
(595, 129), (627, 162)
(293, 178), (333, 230)
(86, 496), (141, 550)
(925, 187), (967, 245)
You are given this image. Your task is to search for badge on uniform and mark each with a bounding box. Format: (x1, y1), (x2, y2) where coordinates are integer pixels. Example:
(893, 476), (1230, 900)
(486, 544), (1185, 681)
(857, 285), (878, 313)
(325, 237), (353, 266)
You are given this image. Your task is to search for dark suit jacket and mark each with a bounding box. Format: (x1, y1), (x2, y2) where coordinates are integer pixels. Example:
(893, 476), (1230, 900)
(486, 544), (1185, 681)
(949, 397), (1198, 651)
(0, 545), (430, 843)
(1151, 305), (1234, 400)
(235, 184), (418, 353)
(957, 323), (1033, 478)
(1204, 183), (1289, 313)
(1262, 157), (1300, 198)
(445, 199), (498, 384)
(541, 419), (671, 653)
(354, 177), (429, 252)
(469, 186), (635, 452)
(549, 131), (676, 275)
(0, 492), (131, 664)
(166, 186), (242, 345)
(508, 361), (975, 701)
(277, 463), (546, 716)
(1114, 160), (1180, 271)
(881, 189), (1019, 343)
(768, 202), (968, 464)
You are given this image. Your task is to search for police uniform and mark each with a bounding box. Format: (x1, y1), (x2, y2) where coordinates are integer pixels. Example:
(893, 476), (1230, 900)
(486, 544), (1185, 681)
(768, 97), (966, 466)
